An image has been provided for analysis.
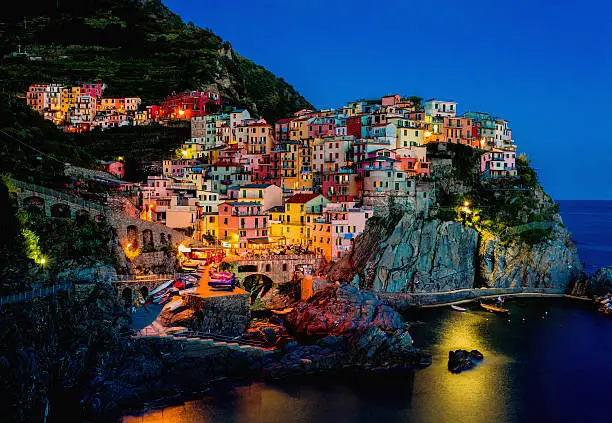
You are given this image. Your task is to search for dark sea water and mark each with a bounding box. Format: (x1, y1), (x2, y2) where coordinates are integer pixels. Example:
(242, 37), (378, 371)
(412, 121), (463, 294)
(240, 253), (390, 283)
(121, 201), (612, 423)
(558, 200), (612, 274)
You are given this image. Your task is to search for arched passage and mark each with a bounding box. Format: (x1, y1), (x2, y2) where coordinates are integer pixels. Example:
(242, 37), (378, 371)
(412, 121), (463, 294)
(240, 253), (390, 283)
(126, 225), (139, 250)
(139, 286), (149, 301)
(23, 196), (45, 215)
(50, 203), (71, 218)
(142, 229), (154, 250)
(121, 287), (133, 308)
(242, 274), (275, 303)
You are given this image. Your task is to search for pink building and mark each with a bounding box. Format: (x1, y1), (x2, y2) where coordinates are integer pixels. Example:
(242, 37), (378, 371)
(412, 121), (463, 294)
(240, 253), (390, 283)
(81, 83), (105, 99)
(218, 201), (269, 251)
(480, 149), (517, 178)
(308, 117), (336, 138)
(381, 94), (401, 106)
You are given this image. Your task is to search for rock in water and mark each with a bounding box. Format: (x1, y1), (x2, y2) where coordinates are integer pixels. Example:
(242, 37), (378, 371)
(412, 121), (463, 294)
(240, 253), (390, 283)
(448, 349), (483, 373)
(470, 349), (484, 360)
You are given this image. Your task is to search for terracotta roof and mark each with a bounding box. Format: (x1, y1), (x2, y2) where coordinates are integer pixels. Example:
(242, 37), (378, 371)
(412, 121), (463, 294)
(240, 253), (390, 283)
(285, 193), (322, 204)
(276, 118), (293, 124)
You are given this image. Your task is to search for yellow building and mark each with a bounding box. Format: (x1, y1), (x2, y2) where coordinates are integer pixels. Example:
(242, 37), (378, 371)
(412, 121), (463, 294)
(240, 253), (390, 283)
(275, 193), (329, 247)
(199, 214), (218, 241)
(396, 127), (425, 148)
(298, 139), (313, 190)
(289, 118), (309, 140)
(280, 141), (300, 190)
(60, 86), (81, 113)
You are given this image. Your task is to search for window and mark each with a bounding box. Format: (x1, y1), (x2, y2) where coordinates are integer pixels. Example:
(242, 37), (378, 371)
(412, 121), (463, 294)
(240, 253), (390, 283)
(282, 263), (287, 271)
(223, 218), (228, 224)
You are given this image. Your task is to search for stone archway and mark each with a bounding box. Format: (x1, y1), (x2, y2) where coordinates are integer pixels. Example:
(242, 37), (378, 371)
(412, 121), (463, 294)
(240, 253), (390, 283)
(139, 286), (149, 301)
(142, 229), (154, 250)
(121, 287), (133, 308)
(23, 196), (45, 215)
(242, 274), (274, 303)
(50, 203), (71, 218)
(126, 225), (139, 250)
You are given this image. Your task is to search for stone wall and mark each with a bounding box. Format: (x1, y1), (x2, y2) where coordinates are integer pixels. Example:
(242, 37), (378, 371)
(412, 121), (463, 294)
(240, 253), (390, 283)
(132, 251), (177, 274)
(183, 293), (251, 336)
(300, 276), (332, 300)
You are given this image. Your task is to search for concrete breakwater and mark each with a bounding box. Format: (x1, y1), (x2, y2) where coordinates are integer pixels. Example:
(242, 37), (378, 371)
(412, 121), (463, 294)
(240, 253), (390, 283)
(375, 287), (582, 310)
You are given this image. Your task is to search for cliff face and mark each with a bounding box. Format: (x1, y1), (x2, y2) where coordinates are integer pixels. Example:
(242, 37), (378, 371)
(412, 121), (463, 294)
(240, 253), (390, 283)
(480, 219), (582, 289)
(359, 216), (478, 292)
(331, 213), (582, 294)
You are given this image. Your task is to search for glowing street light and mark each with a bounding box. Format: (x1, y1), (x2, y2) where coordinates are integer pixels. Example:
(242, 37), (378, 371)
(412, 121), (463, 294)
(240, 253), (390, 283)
(178, 109), (185, 116)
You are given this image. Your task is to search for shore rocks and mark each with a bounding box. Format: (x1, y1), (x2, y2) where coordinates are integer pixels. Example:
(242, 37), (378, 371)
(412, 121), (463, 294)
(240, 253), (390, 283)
(588, 267), (612, 295)
(448, 349), (484, 373)
(272, 285), (432, 378)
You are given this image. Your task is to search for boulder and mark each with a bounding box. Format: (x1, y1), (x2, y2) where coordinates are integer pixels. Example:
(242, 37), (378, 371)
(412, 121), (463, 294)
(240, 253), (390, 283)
(448, 349), (484, 373)
(158, 307), (196, 328)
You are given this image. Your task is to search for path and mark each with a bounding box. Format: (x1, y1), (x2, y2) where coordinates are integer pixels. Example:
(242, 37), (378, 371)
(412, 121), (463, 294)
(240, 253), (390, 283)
(0, 283), (72, 307)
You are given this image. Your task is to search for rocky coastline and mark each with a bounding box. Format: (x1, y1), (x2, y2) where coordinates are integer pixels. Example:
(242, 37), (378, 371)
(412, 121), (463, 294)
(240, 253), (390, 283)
(79, 283), (430, 422)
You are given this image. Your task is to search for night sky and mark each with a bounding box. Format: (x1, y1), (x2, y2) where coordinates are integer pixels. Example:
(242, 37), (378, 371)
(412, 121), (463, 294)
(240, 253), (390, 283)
(164, 0), (612, 200)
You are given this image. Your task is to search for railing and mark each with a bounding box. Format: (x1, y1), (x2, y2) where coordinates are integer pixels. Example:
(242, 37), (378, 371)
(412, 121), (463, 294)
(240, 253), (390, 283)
(0, 283), (72, 307)
(168, 183), (198, 190)
(114, 273), (187, 283)
(501, 221), (554, 237)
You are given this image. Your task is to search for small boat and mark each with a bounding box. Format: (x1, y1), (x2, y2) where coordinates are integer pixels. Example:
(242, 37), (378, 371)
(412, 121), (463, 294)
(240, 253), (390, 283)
(150, 280), (174, 296)
(164, 298), (183, 312)
(480, 302), (510, 314)
(451, 305), (467, 312)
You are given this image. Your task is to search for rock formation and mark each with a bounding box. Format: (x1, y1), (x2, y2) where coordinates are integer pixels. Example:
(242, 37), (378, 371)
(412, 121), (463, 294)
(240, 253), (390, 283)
(587, 267), (612, 295)
(329, 211), (582, 295)
(265, 285), (432, 378)
(480, 220), (582, 289)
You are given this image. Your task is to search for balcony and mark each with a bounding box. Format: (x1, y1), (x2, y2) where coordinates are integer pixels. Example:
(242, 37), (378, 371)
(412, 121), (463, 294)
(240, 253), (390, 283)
(232, 211), (266, 216)
(168, 183), (197, 190)
(324, 158), (336, 163)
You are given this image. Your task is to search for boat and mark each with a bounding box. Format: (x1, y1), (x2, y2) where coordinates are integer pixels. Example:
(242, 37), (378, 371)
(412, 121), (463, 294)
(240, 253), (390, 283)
(451, 305), (467, 312)
(208, 278), (236, 289)
(164, 298), (183, 312)
(149, 280), (174, 296)
(480, 302), (510, 314)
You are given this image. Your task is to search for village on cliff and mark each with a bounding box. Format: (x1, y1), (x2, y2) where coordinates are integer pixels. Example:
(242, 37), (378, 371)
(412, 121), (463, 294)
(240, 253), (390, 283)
(26, 83), (518, 263)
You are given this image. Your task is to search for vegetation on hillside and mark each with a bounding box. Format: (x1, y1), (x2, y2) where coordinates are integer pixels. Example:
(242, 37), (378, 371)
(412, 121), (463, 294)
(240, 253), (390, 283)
(0, 0), (313, 122)
(0, 93), (95, 185)
(428, 143), (558, 244)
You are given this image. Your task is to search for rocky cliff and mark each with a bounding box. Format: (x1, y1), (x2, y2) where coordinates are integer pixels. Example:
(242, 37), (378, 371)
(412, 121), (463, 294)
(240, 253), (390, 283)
(330, 213), (582, 295)
(480, 219), (582, 289)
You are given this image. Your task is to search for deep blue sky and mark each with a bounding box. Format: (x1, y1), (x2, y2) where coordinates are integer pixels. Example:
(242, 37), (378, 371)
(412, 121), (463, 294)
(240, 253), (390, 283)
(165, 0), (611, 200)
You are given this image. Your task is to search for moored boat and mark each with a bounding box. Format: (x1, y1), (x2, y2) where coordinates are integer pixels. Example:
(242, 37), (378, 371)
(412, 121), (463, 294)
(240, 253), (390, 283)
(451, 305), (467, 312)
(480, 302), (510, 314)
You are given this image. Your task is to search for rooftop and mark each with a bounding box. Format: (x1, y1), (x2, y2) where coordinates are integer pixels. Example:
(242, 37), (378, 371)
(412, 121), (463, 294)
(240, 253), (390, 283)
(286, 193), (322, 204)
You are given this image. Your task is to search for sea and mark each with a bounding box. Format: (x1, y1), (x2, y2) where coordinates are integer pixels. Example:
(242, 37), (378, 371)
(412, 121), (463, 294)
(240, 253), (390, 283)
(120, 201), (612, 423)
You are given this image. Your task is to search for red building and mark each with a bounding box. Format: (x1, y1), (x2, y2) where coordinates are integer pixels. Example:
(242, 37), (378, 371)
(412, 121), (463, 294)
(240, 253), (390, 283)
(151, 90), (221, 120)
(275, 118), (292, 142)
(346, 116), (362, 138)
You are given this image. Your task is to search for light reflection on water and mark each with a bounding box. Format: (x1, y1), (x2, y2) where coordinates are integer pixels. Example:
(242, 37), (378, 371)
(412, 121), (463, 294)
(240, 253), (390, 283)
(121, 299), (612, 423)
